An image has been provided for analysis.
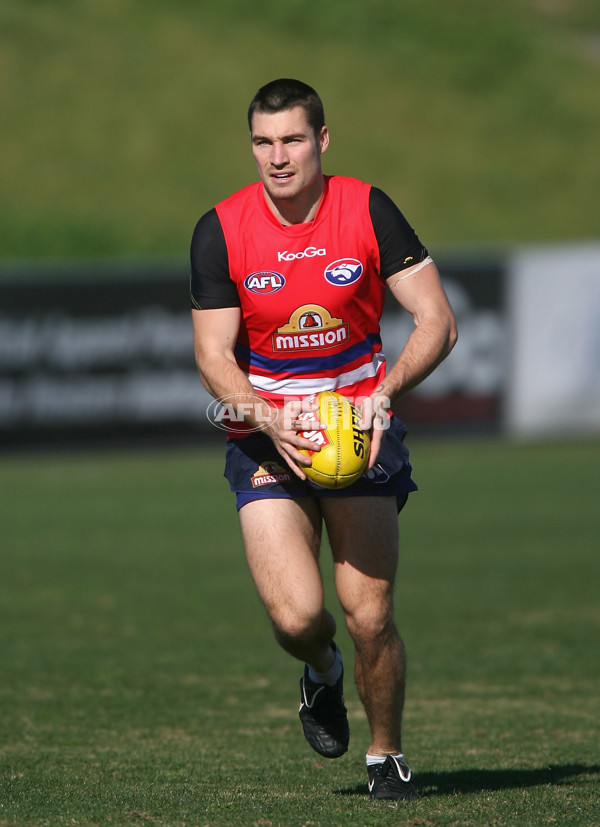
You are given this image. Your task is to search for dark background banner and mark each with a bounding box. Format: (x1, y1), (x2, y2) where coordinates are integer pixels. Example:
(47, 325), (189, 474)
(0, 256), (506, 450)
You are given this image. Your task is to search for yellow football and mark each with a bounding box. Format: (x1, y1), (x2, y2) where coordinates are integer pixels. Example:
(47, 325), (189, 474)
(297, 391), (370, 489)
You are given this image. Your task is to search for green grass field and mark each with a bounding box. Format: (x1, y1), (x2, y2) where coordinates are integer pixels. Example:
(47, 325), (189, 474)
(1, 437), (598, 826)
(2, 0), (600, 260)
(2, 3), (598, 822)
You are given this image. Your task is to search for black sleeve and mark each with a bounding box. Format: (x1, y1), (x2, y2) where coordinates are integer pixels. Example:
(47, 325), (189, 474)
(190, 208), (241, 310)
(369, 187), (429, 279)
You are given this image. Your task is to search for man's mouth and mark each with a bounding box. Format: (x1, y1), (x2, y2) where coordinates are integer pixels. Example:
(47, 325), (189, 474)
(271, 172), (294, 180)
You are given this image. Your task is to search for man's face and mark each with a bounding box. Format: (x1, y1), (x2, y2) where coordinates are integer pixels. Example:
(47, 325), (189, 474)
(250, 106), (329, 206)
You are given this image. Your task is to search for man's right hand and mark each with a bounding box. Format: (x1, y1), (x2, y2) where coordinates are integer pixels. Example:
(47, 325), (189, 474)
(266, 397), (327, 481)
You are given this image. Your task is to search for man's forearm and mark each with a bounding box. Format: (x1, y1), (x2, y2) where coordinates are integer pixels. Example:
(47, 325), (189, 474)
(196, 353), (276, 430)
(377, 315), (457, 403)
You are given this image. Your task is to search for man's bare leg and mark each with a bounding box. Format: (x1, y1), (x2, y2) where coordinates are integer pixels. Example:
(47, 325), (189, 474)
(321, 495), (405, 755)
(238, 496), (335, 673)
(239, 495), (350, 758)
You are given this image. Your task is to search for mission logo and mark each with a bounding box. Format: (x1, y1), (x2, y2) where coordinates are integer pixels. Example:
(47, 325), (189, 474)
(272, 304), (349, 352)
(251, 461), (292, 488)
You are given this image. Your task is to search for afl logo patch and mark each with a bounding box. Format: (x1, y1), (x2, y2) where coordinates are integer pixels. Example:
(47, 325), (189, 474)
(324, 258), (364, 286)
(244, 271), (285, 294)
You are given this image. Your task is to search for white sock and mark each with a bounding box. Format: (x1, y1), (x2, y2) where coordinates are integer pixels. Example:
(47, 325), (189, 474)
(308, 645), (343, 686)
(366, 752), (404, 766)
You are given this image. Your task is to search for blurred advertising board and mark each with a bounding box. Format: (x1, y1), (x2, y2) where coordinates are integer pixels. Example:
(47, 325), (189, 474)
(506, 244), (600, 438)
(0, 256), (507, 450)
(0, 260), (212, 450)
(387, 256), (507, 435)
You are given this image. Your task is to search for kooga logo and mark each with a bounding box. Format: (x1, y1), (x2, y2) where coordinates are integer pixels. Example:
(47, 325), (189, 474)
(277, 246), (326, 262)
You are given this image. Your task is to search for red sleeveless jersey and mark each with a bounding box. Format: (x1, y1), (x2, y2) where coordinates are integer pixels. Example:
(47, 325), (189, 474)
(215, 175), (386, 408)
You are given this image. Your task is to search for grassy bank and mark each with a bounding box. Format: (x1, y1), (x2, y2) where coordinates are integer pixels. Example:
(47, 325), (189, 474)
(1, 0), (599, 260)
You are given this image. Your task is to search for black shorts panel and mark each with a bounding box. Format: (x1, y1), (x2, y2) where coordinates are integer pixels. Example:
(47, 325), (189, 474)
(224, 415), (417, 512)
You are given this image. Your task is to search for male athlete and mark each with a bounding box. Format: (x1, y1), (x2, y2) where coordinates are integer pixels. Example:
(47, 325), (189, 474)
(190, 78), (457, 800)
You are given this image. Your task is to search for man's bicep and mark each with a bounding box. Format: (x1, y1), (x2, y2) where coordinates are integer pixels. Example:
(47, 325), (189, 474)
(192, 306), (241, 362)
(386, 260), (454, 324)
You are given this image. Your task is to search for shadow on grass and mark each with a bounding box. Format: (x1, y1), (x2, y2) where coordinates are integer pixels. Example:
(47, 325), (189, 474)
(335, 763), (600, 798)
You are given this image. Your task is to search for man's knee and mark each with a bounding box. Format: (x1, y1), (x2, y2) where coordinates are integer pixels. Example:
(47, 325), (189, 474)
(344, 601), (396, 645)
(272, 611), (318, 646)
(271, 605), (334, 648)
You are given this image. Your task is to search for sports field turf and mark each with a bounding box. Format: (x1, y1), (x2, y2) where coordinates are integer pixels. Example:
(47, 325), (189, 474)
(2, 1), (600, 259)
(1, 437), (598, 825)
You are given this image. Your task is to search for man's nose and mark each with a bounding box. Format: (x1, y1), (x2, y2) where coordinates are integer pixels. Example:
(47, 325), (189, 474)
(271, 142), (289, 166)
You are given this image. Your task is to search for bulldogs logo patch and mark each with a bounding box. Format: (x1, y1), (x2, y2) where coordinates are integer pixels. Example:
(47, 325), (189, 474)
(324, 259), (363, 286)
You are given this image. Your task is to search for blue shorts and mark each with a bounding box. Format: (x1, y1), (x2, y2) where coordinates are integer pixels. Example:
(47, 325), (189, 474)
(224, 415), (418, 512)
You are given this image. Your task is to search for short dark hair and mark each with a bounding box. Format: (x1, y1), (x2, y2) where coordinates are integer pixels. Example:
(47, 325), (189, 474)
(247, 78), (325, 137)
